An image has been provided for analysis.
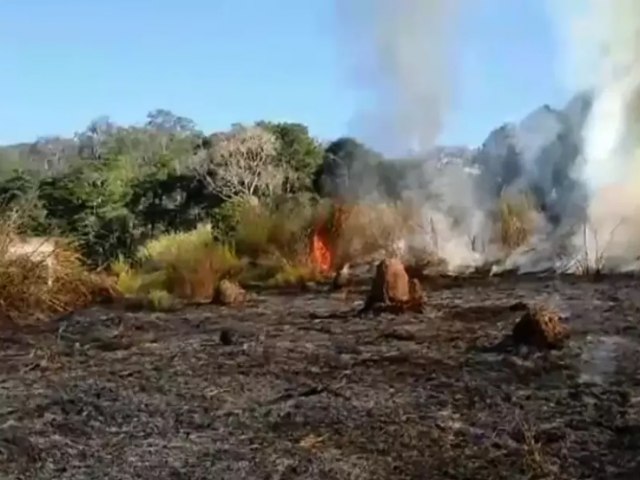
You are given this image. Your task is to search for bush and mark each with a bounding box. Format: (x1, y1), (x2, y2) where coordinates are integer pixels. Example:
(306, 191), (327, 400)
(113, 223), (242, 302)
(210, 197), (249, 241)
(331, 201), (417, 265)
(233, 197), (317, 262)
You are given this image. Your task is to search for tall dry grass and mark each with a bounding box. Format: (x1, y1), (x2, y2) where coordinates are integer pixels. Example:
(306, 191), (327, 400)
(231, 200), (328, 286)
(332, 201), (421, 266)
(113, 197), (445, 301)
(233, 200), (317, 261)
(496, 192), (537, 253)
(0, 210), (112, 327)
(113, 223), (242, 303)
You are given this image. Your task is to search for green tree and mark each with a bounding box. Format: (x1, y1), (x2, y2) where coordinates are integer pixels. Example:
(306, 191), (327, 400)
(257, 121), (323, 193)
(38, 158), (139, 264)
(314, 137), (385, 201)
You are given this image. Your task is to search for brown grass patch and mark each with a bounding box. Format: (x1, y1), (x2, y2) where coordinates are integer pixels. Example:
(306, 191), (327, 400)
(496, 192), (537, 252)
(0, 236), (112, 328)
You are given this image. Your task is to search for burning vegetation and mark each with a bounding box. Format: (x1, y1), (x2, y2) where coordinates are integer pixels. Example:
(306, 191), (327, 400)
(2, 0), (640, 477)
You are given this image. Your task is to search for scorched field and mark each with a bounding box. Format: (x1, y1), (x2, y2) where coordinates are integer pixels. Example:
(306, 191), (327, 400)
(1, 273), (639, 479)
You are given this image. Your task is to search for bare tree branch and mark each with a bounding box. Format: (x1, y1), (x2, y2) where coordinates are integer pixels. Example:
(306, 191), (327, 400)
(194, 125), (287, 202)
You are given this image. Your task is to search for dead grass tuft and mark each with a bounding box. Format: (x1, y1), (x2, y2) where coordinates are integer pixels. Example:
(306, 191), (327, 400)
(0, 214), (112, 327)
(496, 192), (537, 252)
(332, 201), (420, 266)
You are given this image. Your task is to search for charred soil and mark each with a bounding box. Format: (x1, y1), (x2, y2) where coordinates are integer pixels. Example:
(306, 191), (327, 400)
(1, 275), (640, 479)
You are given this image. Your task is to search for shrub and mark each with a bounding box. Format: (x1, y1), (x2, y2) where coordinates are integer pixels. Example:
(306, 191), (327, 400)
(114, 223), (242, 302)
(232, 204), (274, 258)
(210, 197), (249, 241)
(233, 197), (316, 261)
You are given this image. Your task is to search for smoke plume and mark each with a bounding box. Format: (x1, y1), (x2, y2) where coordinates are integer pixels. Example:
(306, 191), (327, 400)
(550, 0), (640, 270)
(336, 0), (461, 156)
(334, 0), (640, 273)
(333, 0), (492, 271)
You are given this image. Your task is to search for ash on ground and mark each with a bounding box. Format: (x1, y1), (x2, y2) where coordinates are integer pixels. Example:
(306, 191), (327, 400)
(1, 275), (640, 479)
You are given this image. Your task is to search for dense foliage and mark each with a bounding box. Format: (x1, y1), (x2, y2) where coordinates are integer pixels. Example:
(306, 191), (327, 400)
(0, 110), (415, 265)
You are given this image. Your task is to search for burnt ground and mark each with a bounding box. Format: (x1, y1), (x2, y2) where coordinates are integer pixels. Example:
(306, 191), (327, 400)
(1, 275), (640, 479)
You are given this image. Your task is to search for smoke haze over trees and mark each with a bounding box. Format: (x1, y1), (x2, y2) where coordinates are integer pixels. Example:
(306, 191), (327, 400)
(0, 91), (595, 269)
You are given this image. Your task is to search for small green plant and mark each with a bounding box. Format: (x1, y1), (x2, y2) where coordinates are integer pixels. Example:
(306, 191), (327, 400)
(266, 259), (323, 287)
(146, 289), (177, 311)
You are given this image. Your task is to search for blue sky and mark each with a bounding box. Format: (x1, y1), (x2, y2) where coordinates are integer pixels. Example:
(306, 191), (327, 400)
(0, 0), (571, 148)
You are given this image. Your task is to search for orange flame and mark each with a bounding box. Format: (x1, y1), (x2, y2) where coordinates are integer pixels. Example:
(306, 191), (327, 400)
(309, 203), (352, 274)
(311, 228), (333, 273)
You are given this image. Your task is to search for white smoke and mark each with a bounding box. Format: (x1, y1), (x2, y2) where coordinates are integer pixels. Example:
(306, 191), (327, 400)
(334, 0), (640, 273)
(549, 0), (640, 270)
(334, 0), (491, 272)
(336, 0), (462, 156)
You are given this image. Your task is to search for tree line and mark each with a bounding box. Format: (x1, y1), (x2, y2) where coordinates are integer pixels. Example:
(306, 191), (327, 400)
(0, 109), (425, 265)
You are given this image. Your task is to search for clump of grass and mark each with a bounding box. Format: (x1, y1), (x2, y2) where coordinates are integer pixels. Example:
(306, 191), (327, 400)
(137, 223), (217, 266)
(0, 211), (112, 326)
(111, 256), (167, 295)
(332, 201), (418, 265)
(496, 192), (536, 252)
(112, 223), (242, 303)
(164, 242), (241, 300)
(146, 289), (177, 311)
(111, 257), (142, 295)
(265, 260), (324, 288)
(233, 199), (316, 261)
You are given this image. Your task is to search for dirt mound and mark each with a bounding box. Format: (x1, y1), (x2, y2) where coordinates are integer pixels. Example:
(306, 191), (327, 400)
(366, 258), (410, 306)
(360, 258), (425, 313)
(212, 280), (246, 306)
(512, 304), (569, 349)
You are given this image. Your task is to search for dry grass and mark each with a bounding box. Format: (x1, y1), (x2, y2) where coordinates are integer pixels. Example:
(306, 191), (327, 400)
(0, 213), (111, 327)
(233, 200), (316, 261)
(113, 212), (322, 302)
(332, 201), (421, 265)
(113, 198), (436, 300)
(145, 289), (178, 311)
(164, 243), (241, 301)
(265, 259), (325, 288)
(113, 224), (242, 303)
(496, 192), (537, 252)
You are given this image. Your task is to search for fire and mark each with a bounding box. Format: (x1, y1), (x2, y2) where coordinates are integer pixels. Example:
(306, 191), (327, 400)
(311, 228), (333, 273)
(309, 203), (352, 273)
